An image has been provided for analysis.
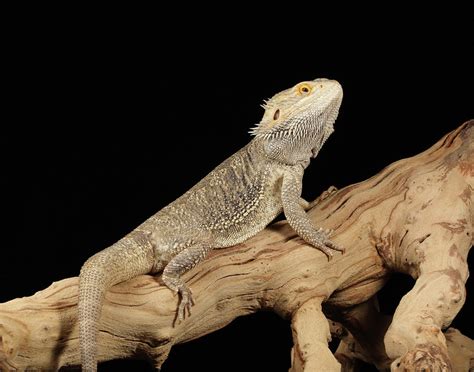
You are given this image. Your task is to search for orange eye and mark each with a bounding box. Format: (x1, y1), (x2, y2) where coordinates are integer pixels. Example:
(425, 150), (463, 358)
(298, 83), (312, 95)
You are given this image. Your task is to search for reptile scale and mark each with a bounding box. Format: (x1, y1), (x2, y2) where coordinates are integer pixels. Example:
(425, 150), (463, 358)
(78, 78), (344, 370)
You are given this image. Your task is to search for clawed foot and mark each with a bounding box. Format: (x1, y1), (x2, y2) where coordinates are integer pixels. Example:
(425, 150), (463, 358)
(314, 227), (345, 260)
(174, 285), (195, 325)
(307, 186), (339, 209)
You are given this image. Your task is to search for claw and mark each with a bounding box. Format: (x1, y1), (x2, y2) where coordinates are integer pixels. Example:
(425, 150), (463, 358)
(314, 226), (345, 255)
(325, 251), (334, 261)
(326, 240), (345, 253)
(175, 286), (195, 324)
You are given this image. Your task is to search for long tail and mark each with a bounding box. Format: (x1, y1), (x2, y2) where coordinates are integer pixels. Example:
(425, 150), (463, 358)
(78, 231), (155, 371)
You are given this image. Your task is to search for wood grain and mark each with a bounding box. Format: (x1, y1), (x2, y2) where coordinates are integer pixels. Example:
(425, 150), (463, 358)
(1, 121), (472, 371)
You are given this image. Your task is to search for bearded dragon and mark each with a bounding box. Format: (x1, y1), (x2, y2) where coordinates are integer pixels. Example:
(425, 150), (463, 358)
(78, 78), (344, 370)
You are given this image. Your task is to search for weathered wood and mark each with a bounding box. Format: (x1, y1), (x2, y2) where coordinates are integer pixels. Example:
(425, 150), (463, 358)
(0, 121), (472, 371)
(290, 297), (340, 372)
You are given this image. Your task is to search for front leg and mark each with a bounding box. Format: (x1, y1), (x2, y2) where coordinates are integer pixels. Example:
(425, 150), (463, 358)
(161, 242), (212, 324)
(300, 185), (339, 211)
(281, 171), (344, 259)
(299, 197), (311, 211)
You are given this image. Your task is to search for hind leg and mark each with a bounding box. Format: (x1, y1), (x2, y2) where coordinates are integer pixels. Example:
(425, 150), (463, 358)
(162, 243), (212, 323)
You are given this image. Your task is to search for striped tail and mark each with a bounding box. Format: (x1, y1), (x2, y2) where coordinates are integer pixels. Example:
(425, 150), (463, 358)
(78, 232), (155, 371)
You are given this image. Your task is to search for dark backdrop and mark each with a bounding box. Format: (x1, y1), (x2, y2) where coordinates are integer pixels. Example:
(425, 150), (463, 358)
(2, 12), (473, 372)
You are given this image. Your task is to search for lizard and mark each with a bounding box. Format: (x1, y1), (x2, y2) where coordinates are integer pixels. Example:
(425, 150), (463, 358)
(78, 78), (344, 371)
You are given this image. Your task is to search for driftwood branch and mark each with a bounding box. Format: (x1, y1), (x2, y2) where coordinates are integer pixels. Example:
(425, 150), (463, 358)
(1, 121), (472, 371)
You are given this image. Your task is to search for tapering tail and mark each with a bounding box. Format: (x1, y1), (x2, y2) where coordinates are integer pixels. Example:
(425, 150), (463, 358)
(78, 232), (155, 371)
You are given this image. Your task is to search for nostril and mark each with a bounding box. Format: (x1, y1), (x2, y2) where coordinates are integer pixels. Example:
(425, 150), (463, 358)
(319, 84), (323, 88)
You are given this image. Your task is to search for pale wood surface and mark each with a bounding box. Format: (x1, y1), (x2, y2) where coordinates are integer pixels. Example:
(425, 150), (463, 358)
(0, 121), (472, 371)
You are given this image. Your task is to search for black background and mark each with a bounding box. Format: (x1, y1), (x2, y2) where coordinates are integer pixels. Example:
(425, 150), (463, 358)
(2, 10), (473, 371)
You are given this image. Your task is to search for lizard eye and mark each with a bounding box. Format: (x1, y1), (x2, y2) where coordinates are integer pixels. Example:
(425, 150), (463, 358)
(273, 109), (280, 120)
(298, 83), (312, 95)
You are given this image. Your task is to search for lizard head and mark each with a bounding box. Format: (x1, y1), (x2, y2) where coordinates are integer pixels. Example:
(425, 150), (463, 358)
(250, 78), (343, 166)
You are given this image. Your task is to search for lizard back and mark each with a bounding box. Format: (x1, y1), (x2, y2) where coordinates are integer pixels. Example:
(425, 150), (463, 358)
(141, 139), (285, 247)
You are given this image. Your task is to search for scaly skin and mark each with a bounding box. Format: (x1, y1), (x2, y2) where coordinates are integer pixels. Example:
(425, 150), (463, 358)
(78, 78), (344, 370)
